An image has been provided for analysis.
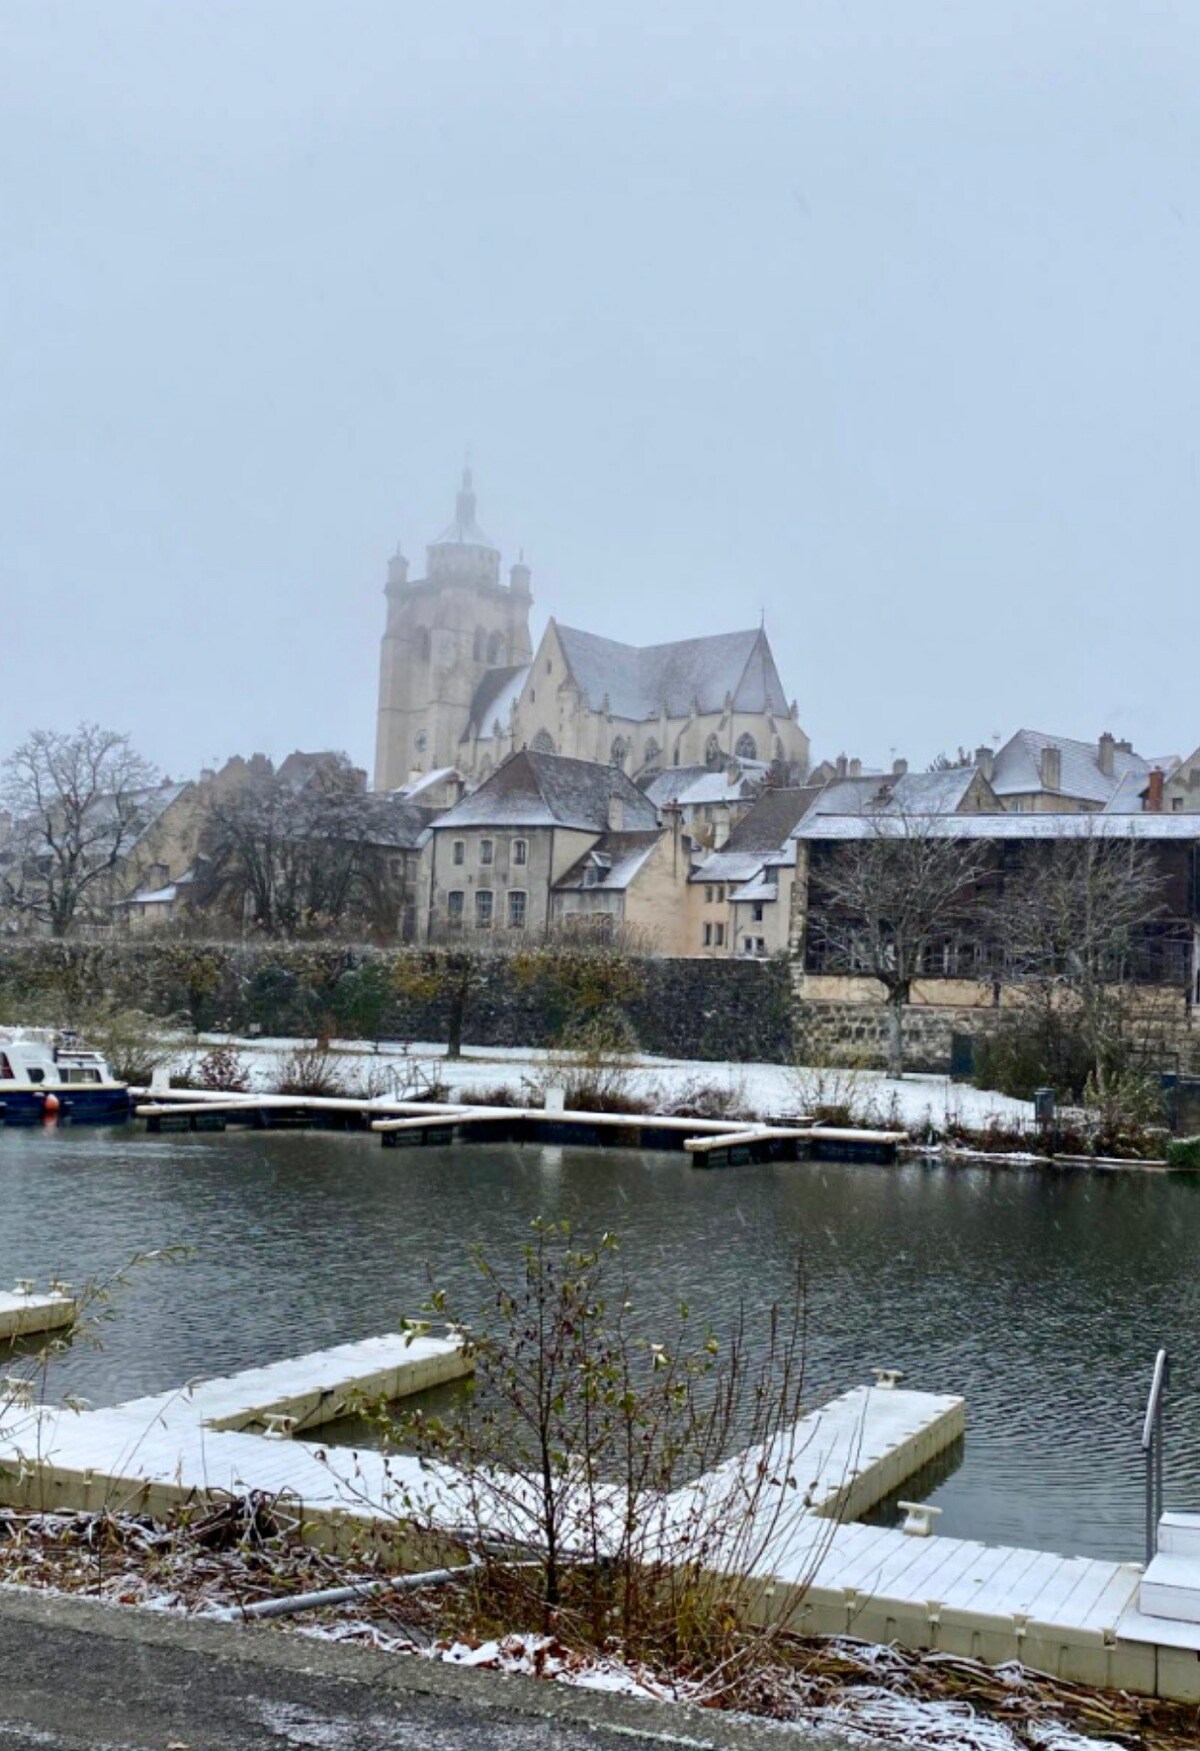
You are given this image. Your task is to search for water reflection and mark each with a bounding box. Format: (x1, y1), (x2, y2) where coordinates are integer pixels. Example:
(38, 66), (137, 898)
(1, 1126), (1196, 1560)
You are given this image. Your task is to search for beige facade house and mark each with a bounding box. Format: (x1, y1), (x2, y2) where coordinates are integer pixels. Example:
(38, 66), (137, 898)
(1157, 747), (1200, 814)
(688, 786), (824, 958)
(422, 749), (660, 942)
(374, 471), (809, 790)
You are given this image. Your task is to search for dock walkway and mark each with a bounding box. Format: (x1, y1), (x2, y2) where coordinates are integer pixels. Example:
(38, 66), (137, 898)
(9, 1333), (1200, 1698)
(0, 1284), (76, 1343)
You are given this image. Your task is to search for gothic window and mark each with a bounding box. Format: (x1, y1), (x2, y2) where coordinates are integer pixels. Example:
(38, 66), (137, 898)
(735, 732), (758, 761)
(473, 628), (485, 661)
(704, 734), (722, 769)
(487, 631), (504, 664)
(643, 737), (661, 770)
(531, 729), (556, 754)
(610, 736), (628, 770)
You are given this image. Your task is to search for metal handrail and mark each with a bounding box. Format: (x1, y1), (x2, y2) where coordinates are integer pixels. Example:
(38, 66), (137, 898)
(1142, 1347), (1170, 1566)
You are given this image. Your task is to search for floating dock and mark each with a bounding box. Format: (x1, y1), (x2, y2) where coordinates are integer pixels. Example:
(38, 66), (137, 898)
(8, 1337), (1200, 1697)
(134, 1088), (904, 1163)
(0, 1282), (76, 1343)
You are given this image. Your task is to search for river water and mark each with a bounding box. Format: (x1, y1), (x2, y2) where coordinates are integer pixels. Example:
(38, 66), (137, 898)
(2, 1124), (1197, 1562)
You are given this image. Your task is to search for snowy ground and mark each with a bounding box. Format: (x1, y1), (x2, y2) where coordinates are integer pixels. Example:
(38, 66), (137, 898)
(178, 1035), (1036, 1135)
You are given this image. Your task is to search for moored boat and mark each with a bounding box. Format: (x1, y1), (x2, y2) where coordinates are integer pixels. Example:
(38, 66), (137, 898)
(0, 1030), (132, 1125)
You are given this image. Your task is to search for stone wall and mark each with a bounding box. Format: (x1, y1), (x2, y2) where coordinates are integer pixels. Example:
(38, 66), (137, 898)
(792, 998), (1004, 1073)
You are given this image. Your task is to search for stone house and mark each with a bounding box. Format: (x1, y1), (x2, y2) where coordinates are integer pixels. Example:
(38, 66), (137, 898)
(421, 749), (660, 942)
(977, 730), (1160, 814)
(374, 471), (809, 789)
(688, 787), (823, 959)
(551, 818), (692, 951)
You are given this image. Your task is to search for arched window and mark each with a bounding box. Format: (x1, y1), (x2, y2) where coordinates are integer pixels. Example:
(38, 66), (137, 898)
(643, 737), (661, 770)
(487, 631), (504, 664)
(610, 736), (628, 770)
(704, 734), (722, 769)
(531, 729), (556, 754)
(473, 628), (485, 661)
(735, 732), (758, 761)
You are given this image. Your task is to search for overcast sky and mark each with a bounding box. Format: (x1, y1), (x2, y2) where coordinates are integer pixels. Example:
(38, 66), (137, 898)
(2, 1), (1197, 780)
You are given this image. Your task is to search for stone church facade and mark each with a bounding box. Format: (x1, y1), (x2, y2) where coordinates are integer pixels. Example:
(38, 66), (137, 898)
(374, 472), (809, 792)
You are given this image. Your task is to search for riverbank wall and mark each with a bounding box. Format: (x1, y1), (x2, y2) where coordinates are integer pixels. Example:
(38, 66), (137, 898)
(0, 941), (794, 1065)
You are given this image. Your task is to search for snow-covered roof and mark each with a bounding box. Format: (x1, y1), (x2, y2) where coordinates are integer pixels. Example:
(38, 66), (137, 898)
(689, 849), (767, 885)
(722, 786), (823, 853)
(392, 767), (461, 800)
(989, 729), (1148, 806)
(797, 812), (1200, 842)
(807, 767), (982, 818)
(554, 831), (660, 892)
(433, 751), (659, 833)
(464, 666), (530, 741)
(554, 624), (790, 721)
(728, 875), (778, 904)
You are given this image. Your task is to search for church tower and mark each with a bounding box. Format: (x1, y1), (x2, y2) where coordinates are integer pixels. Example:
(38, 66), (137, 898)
(374, 470), (533, 790)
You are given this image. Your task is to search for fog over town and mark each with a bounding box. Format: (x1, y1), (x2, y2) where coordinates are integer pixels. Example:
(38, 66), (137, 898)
(3, 0), (1198, 778)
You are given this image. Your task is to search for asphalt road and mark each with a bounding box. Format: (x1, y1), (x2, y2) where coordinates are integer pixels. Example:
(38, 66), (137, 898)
(0, 1589), (874, 1751)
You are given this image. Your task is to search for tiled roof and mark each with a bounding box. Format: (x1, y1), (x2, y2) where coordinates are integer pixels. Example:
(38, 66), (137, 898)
(990, 729), (1147, 806)
(554, 624), (790, 721)
(807, 767), (982, 818)
(554, 831), (661, 892)
(721, 787), (824, 854)
(358, 797), (436, 849)
(432, 751), (659, 832)
(464, 666), (530, 741)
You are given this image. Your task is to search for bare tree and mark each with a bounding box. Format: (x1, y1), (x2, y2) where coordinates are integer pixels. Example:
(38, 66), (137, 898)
(0, 725), (158, 936)
(196, 755), (408, 939)
(806, 815), (990, 1076)
(999, 824), (1167, 1098)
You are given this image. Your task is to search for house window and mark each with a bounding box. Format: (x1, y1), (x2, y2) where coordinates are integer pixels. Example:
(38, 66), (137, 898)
(705, 885), (713, 903)
(703, 923), (713, 947)
(480, 839), (494, 865)
(755, 936), (766, 955)
(743, 936), (754, 955)
(715, 922), (725, 947)
(452, 840), (465, 866)
(475, 890), (493, 927)
(447, 891), (464, 927)
(716, 886), (725, 902)
(752, 902), (764, 923)
(513, 838), (528, 866)
(508, 890), (527, 928)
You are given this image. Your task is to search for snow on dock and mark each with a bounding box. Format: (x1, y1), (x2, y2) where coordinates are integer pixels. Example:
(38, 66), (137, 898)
(9, 1333), (1200, 1698)
(0, 1282), (76, 1342)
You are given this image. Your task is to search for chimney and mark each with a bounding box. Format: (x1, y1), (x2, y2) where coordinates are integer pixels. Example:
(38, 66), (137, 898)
(1098, 732), (1115, 777)
(848, 758), (863, 778)
(975, 746), (995, 782)
(835, 754), (848, 779)
(1040, 745), (1062, 792)
(607, 793), (624, 832)
(1146, 768), (1165, 813)
(892, 757), (908, 778)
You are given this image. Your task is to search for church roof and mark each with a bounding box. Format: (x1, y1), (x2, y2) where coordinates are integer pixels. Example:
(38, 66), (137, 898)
(431, 467), (497, 550)
(553, 624), (789, 722)
(464, 665), (531, 742)
(433, 750), (659, 832)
